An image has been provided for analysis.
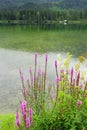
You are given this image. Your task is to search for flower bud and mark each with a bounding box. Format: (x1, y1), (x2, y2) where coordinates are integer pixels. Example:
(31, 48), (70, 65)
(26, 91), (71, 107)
(26, 117), (30, 128)
(56, 76), (60, 84)
(15, 111), (20, 127)
(77, 100), (82, 107)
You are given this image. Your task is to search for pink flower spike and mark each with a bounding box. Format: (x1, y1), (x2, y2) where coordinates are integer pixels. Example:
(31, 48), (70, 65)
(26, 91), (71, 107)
(19, 69), (24, 82)
(56, 76), (60, 84)
(15, 111), (20, 127)
(45, 53), (48, 63)
(19, 68), (22, 74)
(29, 67), (32, 75)
(71, 67), (74, 77)
(29, 108), (33, 123)
(76, 71), (80, 86)
(29, 67), (34, 85)
(29, 108), (33, 117)
(60, 68), (64, 74)
(77, 100), (82, 107)
(22, 87), (27, 97)
(71, 67), (74, 84)
(78, 71), (80, 79)
(21, 73), (24, 82)
(38, 67), (42, 75)
(20, 100), (27, 117)
(72, 79), (75, 87)
(20, 102), (22, 111)
(55, 60), (58, 69)
(26, 117), (30, 128)
(30, 76), (34, 85)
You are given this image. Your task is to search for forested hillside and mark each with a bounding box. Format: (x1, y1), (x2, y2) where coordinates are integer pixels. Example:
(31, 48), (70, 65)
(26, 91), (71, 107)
(59, 0), (87, 9)
(0, 0), (30, 10)
(0, 0), (87, 10)
(0, 0), (87, 25)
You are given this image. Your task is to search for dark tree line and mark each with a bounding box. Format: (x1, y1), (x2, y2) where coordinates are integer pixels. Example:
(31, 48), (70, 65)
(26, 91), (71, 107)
(0, 9), (87, 24)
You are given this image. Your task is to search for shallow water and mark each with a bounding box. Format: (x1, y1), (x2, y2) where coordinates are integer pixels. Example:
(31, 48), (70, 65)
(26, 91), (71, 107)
(0, 25), (87, 57)
(0, 48), (87, 113)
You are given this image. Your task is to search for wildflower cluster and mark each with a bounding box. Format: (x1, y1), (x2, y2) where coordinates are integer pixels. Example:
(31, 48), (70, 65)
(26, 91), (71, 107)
(15, 100), (33, 130)
(15, 52), (87, 130)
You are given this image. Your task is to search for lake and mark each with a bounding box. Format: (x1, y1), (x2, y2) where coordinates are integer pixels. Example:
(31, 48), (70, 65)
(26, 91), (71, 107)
(0, 24), (87, 56)
(0, 24), (87, 113)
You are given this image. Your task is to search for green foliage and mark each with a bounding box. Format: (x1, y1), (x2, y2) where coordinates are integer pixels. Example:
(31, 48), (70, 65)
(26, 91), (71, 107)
(32, 100), (87, 130)
(0, 114), (16, 130)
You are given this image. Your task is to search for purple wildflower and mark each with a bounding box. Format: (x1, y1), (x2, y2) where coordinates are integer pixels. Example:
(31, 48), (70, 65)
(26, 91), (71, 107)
(71, 67), (74, 76)
(26, 117), (30, 128)
(55, 60), (58, 69)
(29, 108), (33, 122)
(30, 76), (34, 85)
(77, 100), (82, 107)
(15, 111), (20, 127)
(72, 79), (75, 87)
(29, 67), (32, 75)
(29, 67), (34, 85)
(20, 100), (27, 117)
(71, 67), (74, 84)
(56, 76), (60, 84)
(60, 68), (64, 74)
(76, 71), (80, 86)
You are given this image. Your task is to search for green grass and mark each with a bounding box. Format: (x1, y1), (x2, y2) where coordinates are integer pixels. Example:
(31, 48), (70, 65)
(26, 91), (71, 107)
(0, 25), (87, 56)
(0, 114), (16, 130)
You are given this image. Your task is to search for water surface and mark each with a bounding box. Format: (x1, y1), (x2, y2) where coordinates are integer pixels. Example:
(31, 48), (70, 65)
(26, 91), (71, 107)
(0, 24), (87, 56)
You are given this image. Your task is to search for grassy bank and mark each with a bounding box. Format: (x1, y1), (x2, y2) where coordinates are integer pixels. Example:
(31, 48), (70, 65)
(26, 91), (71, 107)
(0, 114), (16, 130)
(0, 25), (87, 57)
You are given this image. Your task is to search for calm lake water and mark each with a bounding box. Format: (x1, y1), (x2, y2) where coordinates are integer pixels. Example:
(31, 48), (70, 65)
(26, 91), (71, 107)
(0, 24), (87, 113)
(0, 24), (87, 56)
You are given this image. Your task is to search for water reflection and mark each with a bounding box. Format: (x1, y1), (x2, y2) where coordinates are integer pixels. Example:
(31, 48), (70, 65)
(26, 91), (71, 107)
(0, 23), (87, 31)
(37, 24), (87, 31)
(17, 23), (87, 31)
